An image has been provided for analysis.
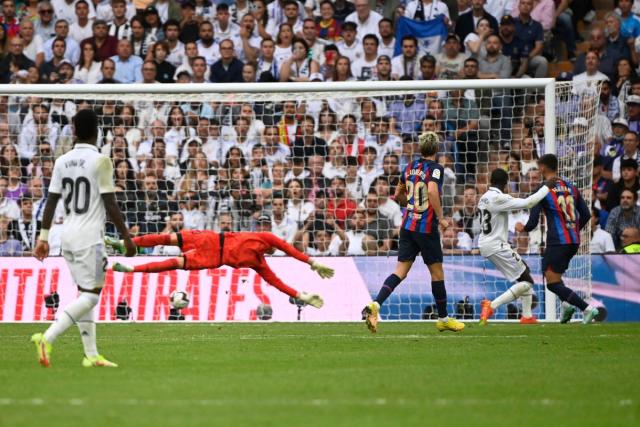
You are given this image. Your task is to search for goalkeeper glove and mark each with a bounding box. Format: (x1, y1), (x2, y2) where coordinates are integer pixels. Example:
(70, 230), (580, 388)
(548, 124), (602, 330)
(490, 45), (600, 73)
(310, 260), (334, 279)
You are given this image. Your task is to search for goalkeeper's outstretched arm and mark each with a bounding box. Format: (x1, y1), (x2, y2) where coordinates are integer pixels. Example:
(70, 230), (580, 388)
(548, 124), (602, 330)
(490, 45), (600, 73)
(257, 232), (335, 279)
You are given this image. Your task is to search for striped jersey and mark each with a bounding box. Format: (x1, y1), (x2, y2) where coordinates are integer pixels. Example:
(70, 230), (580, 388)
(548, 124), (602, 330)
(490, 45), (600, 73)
(400, 159), (444, 234)
(524, 178), (590, 246)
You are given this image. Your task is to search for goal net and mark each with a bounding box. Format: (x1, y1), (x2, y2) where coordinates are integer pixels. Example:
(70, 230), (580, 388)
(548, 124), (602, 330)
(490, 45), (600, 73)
(0, 79), (598, 322)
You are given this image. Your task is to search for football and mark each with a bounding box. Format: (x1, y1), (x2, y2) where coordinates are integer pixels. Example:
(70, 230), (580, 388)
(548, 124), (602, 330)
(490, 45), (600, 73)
(170, 291), (189, 309)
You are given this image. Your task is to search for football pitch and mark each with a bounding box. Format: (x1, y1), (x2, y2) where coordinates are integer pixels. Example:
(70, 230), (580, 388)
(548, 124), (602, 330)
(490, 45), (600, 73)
(1, 323), (638, 427)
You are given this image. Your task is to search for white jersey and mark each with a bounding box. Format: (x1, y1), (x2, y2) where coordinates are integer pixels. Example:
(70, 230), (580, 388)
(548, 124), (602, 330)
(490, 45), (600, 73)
(477, 186), (549, 256)
(49, 143), (115, 251)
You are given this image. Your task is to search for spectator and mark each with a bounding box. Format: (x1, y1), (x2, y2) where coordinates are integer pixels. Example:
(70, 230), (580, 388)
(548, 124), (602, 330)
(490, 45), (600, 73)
(590, 208), (615, 253)
(82, 19), (118, 61)
(512, 0), (547, 78)
(335, 21), (363, 64)
(327, 176), (358, 228)
(0, 215), (22, 256)
(573, 27), (622, 82)
(270, 192), (299, 249)
(553, 0), (576, 61)
(178, 1), (199, 44)
(75, 42), (103, 83)
(130, 15), (155, 58)
(69, 0), (93, 43)
(499, 15), (528, 77)
(435, 34), (465, 78)
(333, 0), (356, 22)
(572, 50), (609, 96)
(340, 209), (370, 255)
(358, 146), (383, 195)
(111, 38), (142, 83)
(453, 185), (482, 238)
(133, 172), (176, 234)
(34, 2), (56, 42)
(444, 89), (480, 181)
(163, 19), (184, 67)
(150, 41), (176, 83)
(144, 6), (164, 42)
(404, 0), (450, 21)
(0, 177), (20, 220)
(107, 0), (131, 40)
(456, 0), (499, 48)
(612, 131), (640, 182)
(0, 0), (20, 38)
(20, 18), (45, 67)
(0, 36), (36, 83)
(5, 166), (28, 202)
(39, 36), (66, 83)
(464, 18), (493, 57)
(375, 54), (393, 81)
(606, 188), (640, 249)
(389, 91), (427, 137)
(345, 0), (383, 41)
(97, 57), (119, 83)
(14, 195), (41, 255)
(285, 178), (314, 226)
(392, 35), (421, 79)
(351, 34), (379, 81)
(619, 0), (640, 40)
(293, 115), (327, 158)
(478, 34), (512, 79)
(619, 227), (640, 253)
(373, 176), (402, 227)
(377, 18), (396, 58)
(280, 37), (320, 82)
(361, 190), (394, 254)
(209, 39), (244, 83)
(316, 1), (342, 43)
(213, 3), (240, 45)
(599, 80), (621, 122)
(510, 0), (554, 32)
(605, 12), (635, 66)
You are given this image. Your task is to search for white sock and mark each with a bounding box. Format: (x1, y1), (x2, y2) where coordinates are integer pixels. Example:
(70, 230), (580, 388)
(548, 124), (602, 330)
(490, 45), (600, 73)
(439, 316), (449, 322)
(491, 282), (531, 310)
(77, 307), (98, 358)
(584, 304), (595, 312)
(521, 295), (533, 318)
(44, 292), (99, 344)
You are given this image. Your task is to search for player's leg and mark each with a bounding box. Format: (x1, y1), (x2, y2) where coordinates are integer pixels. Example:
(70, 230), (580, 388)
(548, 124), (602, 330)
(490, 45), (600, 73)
(421, 233), (464, 332)
(112, 256), (184, 273)
(543, 245), (598, 324)
(481, 251), (536, 324)
(362, 229), (417, 333)
(105, 232), (180, 253)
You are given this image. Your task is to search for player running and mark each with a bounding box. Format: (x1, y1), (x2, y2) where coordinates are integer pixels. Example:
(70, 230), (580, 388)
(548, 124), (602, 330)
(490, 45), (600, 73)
(515, 154), (599, 324)
(362, 132), (464, 333)
(31, 109), (137, 368)
(477, 168), (557, 325)
(105, 230), (334, 308)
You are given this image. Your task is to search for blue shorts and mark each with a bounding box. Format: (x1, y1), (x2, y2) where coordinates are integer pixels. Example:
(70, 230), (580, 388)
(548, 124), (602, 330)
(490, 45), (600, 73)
(398, 228), (443, 265)
(541, 244), (579, 274)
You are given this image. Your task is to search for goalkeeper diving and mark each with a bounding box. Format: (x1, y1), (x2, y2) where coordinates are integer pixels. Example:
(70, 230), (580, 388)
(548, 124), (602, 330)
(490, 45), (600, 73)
(106, 230), (334, 308)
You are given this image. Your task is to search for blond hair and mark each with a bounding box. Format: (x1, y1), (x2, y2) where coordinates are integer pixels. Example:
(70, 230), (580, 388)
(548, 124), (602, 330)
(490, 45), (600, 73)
(418, 131), (439, 157)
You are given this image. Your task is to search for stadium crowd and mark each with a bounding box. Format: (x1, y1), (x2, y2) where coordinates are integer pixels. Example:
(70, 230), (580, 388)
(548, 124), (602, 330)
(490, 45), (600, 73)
(0, 0), (638, 257)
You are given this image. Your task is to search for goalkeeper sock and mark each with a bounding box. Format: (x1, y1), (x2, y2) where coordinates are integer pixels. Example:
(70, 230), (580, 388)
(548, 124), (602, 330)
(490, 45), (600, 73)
(77, 307), (98, 358)
(374, 274), (402, 306)
(491, 281), (532, 310)
(44, 292), (99, 344)
(134, 258), (181, 273)
(547, 281), (588, 311)
(431, 280), (448, 318)
(133, 233), (172, 247)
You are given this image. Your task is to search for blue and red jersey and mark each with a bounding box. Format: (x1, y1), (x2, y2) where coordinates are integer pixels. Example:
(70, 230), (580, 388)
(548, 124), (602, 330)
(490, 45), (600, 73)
(525, 178), (590, 246)
(400, 159), (444, 234)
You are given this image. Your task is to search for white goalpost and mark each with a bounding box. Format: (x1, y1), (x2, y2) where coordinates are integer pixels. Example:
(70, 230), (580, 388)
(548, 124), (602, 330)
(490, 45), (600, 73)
(0, 79), (598, 322)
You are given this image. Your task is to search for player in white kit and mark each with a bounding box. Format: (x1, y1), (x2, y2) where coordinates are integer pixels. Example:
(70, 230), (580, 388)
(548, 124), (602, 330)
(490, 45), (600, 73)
(31, 109), (136, 368)
(477, 168), (557, 324)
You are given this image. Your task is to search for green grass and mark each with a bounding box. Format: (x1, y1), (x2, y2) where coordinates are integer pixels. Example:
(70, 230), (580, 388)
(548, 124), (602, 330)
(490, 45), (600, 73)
(1, 323), (639, 427)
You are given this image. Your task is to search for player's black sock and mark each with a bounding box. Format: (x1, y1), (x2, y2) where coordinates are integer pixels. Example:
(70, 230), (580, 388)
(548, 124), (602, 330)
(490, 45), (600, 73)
(431, 280), (448, 318)
(547, 281), (588, 310)
(374, 274), (402, 305)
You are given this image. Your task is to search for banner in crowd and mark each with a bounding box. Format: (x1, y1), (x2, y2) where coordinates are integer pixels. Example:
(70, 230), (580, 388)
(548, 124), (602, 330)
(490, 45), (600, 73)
(394, 16), (448, 57)
(0, 257), (370, 322)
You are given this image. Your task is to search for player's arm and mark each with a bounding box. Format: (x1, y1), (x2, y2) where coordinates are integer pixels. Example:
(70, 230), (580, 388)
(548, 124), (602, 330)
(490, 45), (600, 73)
(522, 203), (543, 233)
(259, 232), (335, 279)
(394, 181), (407, 207)
(495, 185), (550, 212)
(97, 157), (136, 257)
(33, 192), (61, 261)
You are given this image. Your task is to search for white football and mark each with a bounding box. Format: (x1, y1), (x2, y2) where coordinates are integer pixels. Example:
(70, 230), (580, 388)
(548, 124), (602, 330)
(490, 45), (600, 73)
(170, 291), (189, 309)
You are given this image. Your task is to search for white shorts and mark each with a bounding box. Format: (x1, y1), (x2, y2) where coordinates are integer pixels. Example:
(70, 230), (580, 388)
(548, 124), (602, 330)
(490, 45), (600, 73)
(62, 243), (108, 291)
(486, 247), (527, 283)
